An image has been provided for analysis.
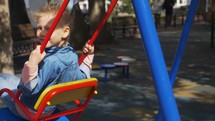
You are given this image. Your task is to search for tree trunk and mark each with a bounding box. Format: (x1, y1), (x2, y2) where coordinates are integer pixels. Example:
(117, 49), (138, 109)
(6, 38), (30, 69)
(0, 0), (14, 74)
(89, 0), (114, 44)
(212, 0), (215, 12)
(69, 3), (90, 50)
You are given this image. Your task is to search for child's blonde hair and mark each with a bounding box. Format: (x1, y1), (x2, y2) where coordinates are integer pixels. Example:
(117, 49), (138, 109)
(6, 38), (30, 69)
(34, 3), (73, 28)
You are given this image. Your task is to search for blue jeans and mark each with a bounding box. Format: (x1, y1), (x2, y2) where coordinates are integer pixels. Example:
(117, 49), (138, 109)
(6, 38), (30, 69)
(0, 73), (21, 117)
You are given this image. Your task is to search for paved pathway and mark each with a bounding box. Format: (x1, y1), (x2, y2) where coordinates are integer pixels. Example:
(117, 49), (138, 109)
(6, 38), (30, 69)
(1, 23), (214, 121)
(80, 24), (215, 121)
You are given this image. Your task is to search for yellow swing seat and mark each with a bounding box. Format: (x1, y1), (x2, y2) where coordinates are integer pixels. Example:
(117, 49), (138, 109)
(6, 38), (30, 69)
(0, 78), (98, 121)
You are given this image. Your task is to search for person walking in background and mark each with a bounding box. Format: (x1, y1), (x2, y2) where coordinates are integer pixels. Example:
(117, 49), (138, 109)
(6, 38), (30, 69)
(162, 0), (175, 29)
(81, 4), (90, 25)
(153, 0), (163, 28)
(81, 4), (88, 14)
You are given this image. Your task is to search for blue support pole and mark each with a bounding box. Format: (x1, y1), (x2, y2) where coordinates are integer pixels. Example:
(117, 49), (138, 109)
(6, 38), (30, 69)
(170, 0), (200, 85)
(131, 0), (180, 121)
(156, 0), (200, 120)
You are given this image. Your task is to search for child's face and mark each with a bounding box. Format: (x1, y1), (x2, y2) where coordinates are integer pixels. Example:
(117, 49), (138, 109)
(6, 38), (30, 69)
(36, 14), (69, 48)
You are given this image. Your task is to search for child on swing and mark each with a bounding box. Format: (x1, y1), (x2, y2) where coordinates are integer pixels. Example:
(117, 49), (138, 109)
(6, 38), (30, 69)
(0, 2), (94, 120)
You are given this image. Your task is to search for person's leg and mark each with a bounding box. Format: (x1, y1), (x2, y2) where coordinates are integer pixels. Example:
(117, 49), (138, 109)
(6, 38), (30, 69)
(0, 73), (21, 117)
(157, 14), (161, 25)
(167, 15), (170, 26)
(165, 14), (168, 29)
(155, 13), (159, 28)
(168, 8), (173, 26)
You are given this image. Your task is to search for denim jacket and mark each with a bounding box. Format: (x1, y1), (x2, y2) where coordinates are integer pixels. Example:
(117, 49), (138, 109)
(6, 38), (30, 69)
(18, 44), (88, 111)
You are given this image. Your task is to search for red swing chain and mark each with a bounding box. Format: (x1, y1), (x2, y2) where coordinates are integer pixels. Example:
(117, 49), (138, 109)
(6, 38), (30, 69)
(78, 0), (118, 65)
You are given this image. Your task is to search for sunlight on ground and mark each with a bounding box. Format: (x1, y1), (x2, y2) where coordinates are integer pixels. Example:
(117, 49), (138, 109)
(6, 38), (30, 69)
(174, 79), (215, 104)
(112, 107), (157, 120)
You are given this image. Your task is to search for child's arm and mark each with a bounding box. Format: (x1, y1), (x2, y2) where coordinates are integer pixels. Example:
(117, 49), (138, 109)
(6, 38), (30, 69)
(21, 45), (46, 84)
(21, 61), (38, 84)
(82, 43), (94, 69)
(79, 43), (94, 78)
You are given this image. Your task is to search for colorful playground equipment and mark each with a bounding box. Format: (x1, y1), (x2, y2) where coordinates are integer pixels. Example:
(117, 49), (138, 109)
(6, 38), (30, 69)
(0, 0), (200, 120)
(100, 62), (130, 82)
(0, 78), (98, 121)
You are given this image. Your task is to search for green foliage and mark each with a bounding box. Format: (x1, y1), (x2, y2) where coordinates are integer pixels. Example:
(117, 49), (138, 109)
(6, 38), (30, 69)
(117, 0), (134, 14)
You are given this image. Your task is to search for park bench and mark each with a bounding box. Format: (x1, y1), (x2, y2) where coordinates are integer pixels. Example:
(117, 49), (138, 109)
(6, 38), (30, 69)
(112, 15), (138, 38)
(11, 23), (37, 58)
(173, 6), (205, 26)
(173, 7), (188, 26)
(13, 39), (39, 58)
(13, 39), (38, 74)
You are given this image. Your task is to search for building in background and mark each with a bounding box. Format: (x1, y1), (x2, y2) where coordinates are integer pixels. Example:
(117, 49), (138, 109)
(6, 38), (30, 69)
(174, 0), (191, 9)
(79, 0), (111, 12)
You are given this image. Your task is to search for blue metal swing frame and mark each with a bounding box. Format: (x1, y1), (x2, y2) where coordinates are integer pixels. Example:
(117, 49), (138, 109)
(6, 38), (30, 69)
(132, 0), (199, 121)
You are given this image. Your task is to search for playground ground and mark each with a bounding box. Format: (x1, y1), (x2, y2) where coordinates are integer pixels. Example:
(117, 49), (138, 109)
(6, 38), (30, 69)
(78, 23), (215, 121)
(0, 23), (215, 121)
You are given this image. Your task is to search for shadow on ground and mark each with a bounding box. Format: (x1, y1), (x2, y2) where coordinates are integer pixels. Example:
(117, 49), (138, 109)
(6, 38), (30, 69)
(1, 24), (214, 121)
(78, 24), (215, 121)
